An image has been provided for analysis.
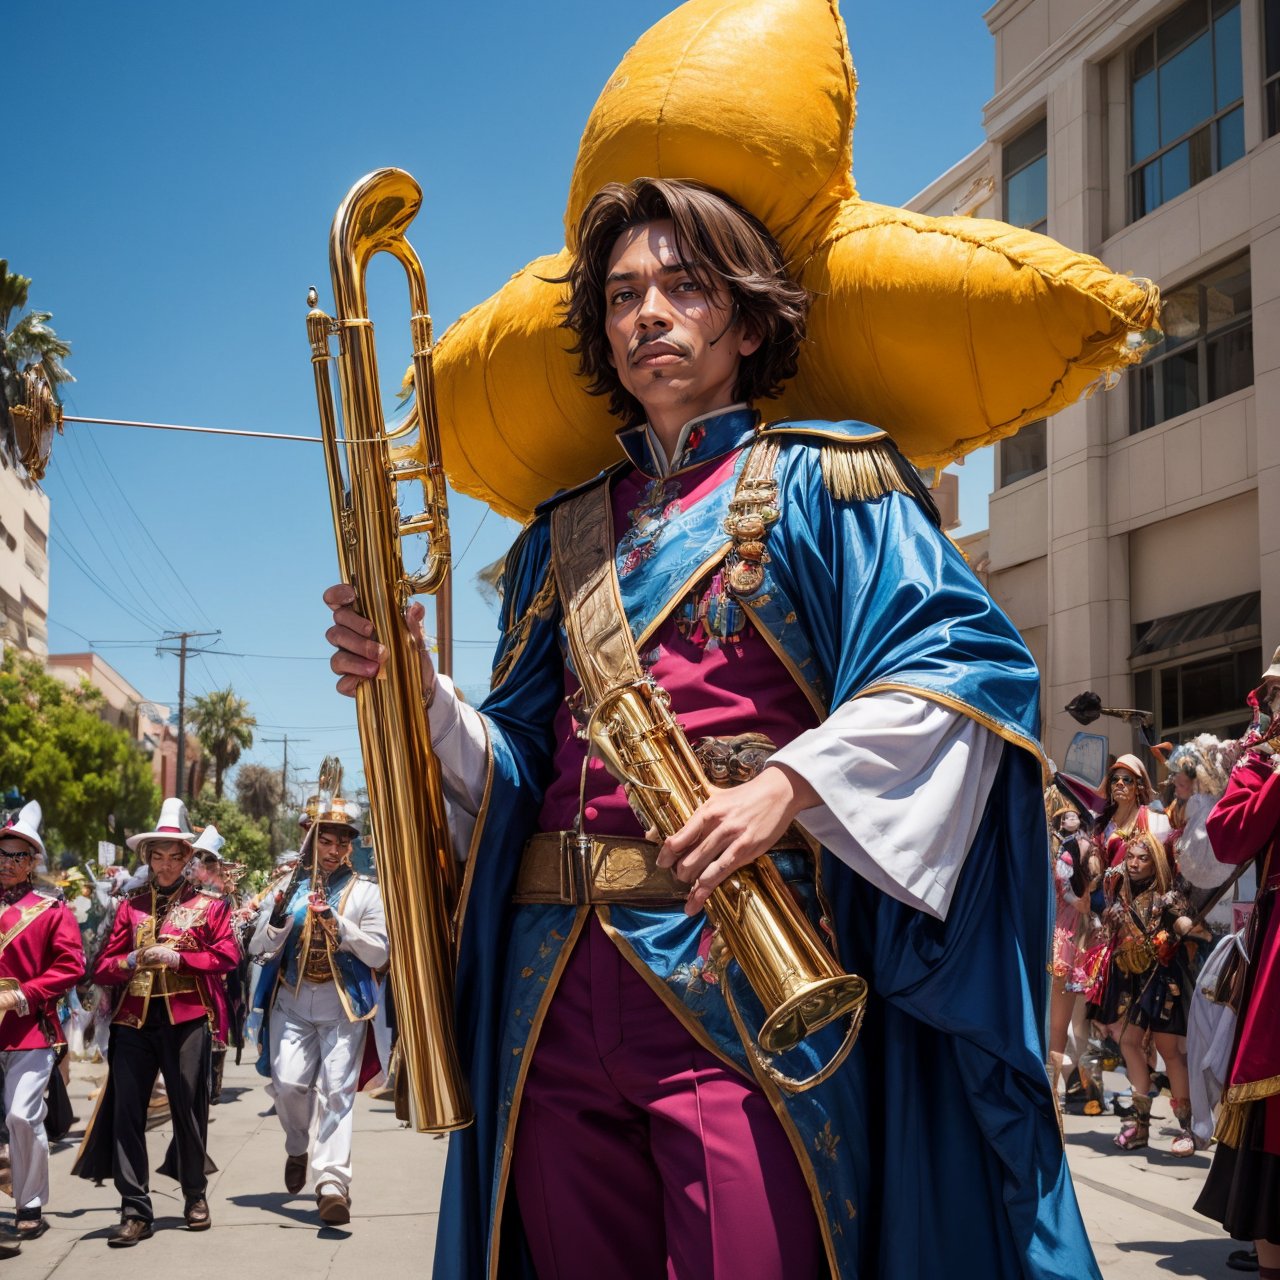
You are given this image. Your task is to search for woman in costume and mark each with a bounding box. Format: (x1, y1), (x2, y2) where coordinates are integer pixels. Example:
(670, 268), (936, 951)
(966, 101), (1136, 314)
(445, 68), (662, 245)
(1098, 754), (1170, 858)
(77, 798), (239, 1246)
(1194, 653), (1280, 1276)
(1088, 829), (1199, 1155)
(1164, 735), (1240, 925)
(249, 778), (387, 1226)
(1047, 806), (1101, 1107)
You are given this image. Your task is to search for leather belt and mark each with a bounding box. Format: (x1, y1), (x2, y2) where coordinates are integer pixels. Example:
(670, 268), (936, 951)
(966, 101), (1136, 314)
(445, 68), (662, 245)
(513, 831), (810, 907)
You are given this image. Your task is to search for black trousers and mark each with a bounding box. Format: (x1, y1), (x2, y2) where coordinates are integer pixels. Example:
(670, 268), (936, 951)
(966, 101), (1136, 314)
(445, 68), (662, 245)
(109, 1013), (211, 1221)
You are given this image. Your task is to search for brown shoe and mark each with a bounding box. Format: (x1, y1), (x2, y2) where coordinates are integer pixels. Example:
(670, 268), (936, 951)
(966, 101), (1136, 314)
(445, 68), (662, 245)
(107, 1217), (154, 1247)
(184, 1197), (211, 1231)
(316, 1191), (350, 1225)
(285, 1154), (308, 1194)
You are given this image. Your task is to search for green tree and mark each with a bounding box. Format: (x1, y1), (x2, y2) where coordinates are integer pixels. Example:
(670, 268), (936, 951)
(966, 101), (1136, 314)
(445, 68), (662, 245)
(0, 649), (158, 858)
(0, 260), (73, 459)
(188, 687), (255, 800)
(189, 786), (271, 876)
(234, 761), (281, 823)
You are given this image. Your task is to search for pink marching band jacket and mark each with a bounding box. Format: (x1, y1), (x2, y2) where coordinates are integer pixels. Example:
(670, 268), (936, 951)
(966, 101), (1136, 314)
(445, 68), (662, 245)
(0, 889), (84, 1051)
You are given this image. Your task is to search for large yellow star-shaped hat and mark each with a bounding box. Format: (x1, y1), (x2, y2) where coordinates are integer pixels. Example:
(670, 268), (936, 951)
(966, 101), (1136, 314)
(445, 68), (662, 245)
(431, 0), (1158, 521)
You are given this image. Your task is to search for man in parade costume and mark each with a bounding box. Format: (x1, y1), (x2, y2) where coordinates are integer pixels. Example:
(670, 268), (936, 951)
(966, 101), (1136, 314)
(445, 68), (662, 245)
(77, 797), (238, 1246)
(326, 178), (1098, 1278)
(0, 801), (84, 1248)
(249, 779), (387, 1226)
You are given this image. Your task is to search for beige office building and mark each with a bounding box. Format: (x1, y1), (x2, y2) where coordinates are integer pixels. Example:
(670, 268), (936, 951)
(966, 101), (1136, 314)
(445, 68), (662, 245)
(0, 447), (50, 658)
(912, 0), (1278, 774)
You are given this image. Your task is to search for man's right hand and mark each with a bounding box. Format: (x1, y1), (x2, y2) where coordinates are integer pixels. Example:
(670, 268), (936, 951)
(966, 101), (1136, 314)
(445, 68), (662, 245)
(324, 584), (438, 702)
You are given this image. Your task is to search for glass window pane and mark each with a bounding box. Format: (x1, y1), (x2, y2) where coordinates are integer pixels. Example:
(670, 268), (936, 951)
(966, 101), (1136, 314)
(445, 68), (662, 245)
(1161, 667), (1180, 727)
(1004, 155), (1047, 230)
(1132, 364), (1157, 432)
(1207, 324), (1254, 399)
(1004, 120), (1047, 176)
(1189, 124), (1213, 186)
(1161, 282), (1205, 348)
(1235, 648), (1263, 705)
(1133, 32), (1156, 79)
(1181, 652), (1236, 722)
(1162, 139), (1192, 203)
(1214, 5), (1243, 108)
(998, 420), (1047, 486)
(1134, 669), (1153, 719)
(1205, 256), (1252, 326)
(1267, 77), (1280, 139)
(1132, 71), (1160, 161)
(1159, 0), (1210, 59)
(1132, 159), (1160, 218)
(1160, 33), (1215, 145)
(1161, 347), (1202, 419)
(1218, 105), (1245, 167)
(1268, 0), (1280, 77)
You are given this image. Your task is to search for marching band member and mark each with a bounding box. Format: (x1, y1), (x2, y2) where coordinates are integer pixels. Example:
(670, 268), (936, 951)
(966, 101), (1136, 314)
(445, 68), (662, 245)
(77, 798), (238, 1246)
(0, 802), (84, 1246)
(249, 777), (387, 1226)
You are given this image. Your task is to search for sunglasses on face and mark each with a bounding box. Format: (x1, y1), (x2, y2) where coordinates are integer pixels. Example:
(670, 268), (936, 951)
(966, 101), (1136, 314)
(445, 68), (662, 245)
(1108, 774), (1135, 786)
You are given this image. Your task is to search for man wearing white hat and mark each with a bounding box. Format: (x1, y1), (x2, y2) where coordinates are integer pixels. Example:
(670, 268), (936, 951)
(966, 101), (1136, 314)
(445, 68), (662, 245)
(0, 801), (85, 1245)
(250, 786), (387, 1225)
(76, 798), (238, 1246)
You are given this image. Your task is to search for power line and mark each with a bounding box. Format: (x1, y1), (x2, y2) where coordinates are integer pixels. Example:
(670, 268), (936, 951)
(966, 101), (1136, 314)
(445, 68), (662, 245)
(47, 526), (171, 635)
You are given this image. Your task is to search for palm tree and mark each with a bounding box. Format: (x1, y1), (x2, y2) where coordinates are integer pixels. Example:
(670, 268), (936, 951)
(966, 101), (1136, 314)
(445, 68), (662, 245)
(0, 261), (73, 467)
(188, 687), (256, 799)
(235, 761), (282, 822)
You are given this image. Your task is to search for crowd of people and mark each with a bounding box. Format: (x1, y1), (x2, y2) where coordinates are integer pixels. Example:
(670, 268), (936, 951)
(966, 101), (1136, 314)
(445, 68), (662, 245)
(1044, 649), (1280, 1275)
(0, 776), (388, 1256)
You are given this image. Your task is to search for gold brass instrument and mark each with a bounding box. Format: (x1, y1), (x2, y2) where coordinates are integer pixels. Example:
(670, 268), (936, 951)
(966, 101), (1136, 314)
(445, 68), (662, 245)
(306, 168), (472, 1133)
(587, 677), (868, 1090)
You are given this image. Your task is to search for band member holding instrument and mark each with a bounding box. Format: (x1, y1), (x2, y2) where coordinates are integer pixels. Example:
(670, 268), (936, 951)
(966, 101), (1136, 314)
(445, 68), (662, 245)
(249, 771), (387, 1226)
(0, 801), (84, 1248)
(324, 178), (1097, 1278)
(77, 797), (238, 1246)
(1195, 649), (1280, 1276)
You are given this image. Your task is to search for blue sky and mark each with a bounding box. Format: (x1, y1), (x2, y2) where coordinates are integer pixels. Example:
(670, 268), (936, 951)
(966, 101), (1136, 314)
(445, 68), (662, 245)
(5, 0), (997, 800)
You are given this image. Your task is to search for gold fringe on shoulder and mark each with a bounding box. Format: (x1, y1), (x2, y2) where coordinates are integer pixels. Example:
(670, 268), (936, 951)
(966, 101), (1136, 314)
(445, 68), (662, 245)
(819, 441), (914, 503)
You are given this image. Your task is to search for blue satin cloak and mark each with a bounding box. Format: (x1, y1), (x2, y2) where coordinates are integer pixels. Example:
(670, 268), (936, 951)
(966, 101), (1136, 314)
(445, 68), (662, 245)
(435, 419), (1100, 1279)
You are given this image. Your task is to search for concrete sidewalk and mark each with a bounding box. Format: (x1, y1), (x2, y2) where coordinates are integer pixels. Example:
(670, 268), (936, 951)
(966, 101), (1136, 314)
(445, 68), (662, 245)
(17, 1056), (445, 1278)
(10, 1058), (1245, 1277)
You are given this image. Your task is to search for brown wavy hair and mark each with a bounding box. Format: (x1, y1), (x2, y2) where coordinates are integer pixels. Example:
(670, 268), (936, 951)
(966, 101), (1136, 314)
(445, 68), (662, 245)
(557, 178), (810, 427)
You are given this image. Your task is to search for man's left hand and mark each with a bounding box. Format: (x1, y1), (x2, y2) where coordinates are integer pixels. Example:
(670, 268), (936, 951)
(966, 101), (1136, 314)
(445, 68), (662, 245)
(657, 764), (820, 917)
(0, 989), (23, 1013)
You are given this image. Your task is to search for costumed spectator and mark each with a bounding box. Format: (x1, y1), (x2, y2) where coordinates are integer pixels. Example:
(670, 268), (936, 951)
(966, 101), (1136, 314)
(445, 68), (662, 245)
(0, 802), (84, 1247)
(72, 798), (239, 1246)
(1165, 735), (1243, 927)
(249, 776), (387, 1226)
(1088, 830), (1203, 1155)
(1194, 649), (1280, 1277)
(1099, 754), (1170, 858)
(325, 177), (1099, 1278)
(1047, 806), (1101, 1107)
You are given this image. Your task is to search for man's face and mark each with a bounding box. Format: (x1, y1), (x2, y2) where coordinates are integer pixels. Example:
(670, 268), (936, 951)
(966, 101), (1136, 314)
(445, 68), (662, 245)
(603, 220), (761, 435)
(147, 839), (190, 890)
(315, 826), (353, 876)
(0, 839), (35, 889)
(1125, 843), (1155, 879)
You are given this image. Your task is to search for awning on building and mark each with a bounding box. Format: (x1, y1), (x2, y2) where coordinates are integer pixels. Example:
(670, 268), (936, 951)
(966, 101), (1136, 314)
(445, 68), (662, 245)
(1131, 592), (1260, 660)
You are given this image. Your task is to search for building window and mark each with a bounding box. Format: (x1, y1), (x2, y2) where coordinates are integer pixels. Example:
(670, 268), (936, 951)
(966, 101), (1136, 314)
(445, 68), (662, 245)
(1130, 253), (1252, 432)
(1129, 0), (1244, 220)
(1267, 0), (1280, 136)
(1133, 643), (1259, 744)
(998, 419), (1047, 486)
(1003, 120), (1048, 233)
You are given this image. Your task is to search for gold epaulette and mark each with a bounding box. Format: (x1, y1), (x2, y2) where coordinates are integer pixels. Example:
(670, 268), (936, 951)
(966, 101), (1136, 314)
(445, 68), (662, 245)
(818, 438), (915, 503)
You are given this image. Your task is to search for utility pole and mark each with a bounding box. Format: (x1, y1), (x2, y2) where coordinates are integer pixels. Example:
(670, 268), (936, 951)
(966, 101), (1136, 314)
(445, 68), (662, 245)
(156, 630), (220, 803)
(262, 734), (308, 828)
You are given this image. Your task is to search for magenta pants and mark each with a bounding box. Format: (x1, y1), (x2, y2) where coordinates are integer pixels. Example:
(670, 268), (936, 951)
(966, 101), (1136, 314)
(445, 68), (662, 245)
(511, 916), (822, 1280)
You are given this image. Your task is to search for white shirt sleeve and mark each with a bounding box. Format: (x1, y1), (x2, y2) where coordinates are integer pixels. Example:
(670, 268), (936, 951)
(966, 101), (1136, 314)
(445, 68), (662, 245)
(427, 674), (490, 857)
(768, 690), (1005, 921)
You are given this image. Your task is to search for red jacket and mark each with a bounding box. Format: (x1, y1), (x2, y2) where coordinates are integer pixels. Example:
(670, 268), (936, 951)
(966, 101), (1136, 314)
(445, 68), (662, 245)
(93, 884), (238, 1033)
(0, 889), (84, 1051)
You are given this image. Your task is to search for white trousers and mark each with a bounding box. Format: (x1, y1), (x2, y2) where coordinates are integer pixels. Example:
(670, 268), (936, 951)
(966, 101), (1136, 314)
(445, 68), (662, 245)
(268, 981), (365, 1197)
(0, 1047), (55, 1211)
